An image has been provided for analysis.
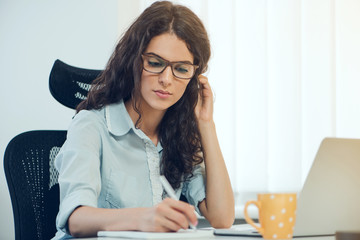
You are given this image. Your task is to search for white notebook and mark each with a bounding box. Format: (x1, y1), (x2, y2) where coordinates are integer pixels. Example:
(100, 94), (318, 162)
(97, 229), (214, 239)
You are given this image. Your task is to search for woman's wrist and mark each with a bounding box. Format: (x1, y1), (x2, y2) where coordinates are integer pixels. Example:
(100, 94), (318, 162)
(126, 207), (146, 231)
(103, 207), (145, 232)
(198, 119), (216, 133)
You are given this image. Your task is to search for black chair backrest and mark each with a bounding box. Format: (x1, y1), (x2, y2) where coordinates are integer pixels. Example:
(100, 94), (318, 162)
(4, 130), (67, 240)
(4, 60), (102, 240)
(49, 59), (102, 110)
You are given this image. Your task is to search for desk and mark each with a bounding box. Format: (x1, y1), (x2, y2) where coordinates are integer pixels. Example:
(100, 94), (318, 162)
(70, 218), (337, 240)
(66, 219), (337, 240)
(69, 219), (336, 240)
(77, 236), (335, 240)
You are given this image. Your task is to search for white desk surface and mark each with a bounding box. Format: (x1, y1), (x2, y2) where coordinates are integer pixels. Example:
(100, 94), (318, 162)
(76, 235), (335, 240)
(70, 222), (336, 240)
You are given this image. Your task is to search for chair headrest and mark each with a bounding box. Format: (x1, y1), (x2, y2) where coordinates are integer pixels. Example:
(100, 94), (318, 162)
(49, 59), (102, 109)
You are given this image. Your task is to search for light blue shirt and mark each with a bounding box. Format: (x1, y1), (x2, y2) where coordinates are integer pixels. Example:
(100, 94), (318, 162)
(52, 100), (206, 239)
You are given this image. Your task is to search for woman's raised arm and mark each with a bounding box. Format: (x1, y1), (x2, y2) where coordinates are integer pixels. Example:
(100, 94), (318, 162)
(195, 75), (235, 228)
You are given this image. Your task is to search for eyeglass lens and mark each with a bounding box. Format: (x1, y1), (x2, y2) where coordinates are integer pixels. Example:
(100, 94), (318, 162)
(142, 54), (196, 79)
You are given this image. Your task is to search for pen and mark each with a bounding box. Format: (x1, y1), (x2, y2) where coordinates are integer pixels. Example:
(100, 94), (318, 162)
(159, 175), (197, 230)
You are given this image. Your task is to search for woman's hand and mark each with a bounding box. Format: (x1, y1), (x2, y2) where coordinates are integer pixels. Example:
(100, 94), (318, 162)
(194, 75), (214, 123)
(136, 198), (198, 232)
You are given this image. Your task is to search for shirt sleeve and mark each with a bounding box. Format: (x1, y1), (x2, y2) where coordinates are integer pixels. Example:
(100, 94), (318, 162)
(181, 164), (206, 215)
(54, 110), (104, 235)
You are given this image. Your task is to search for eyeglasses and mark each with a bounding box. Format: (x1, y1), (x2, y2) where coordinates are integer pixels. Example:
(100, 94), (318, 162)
(141, 53), (199, 80)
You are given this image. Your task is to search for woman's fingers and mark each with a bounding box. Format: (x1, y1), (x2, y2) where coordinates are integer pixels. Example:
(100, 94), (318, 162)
(145, 198), (198, 232)
(195, 75), (214, 122)
(154, 199), (188, 230)
(198, 75), (211, 97)
(162, 198), (198, 228)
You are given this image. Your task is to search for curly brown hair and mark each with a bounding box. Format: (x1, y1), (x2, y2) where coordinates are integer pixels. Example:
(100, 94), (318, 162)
(76, 1), (211, 190)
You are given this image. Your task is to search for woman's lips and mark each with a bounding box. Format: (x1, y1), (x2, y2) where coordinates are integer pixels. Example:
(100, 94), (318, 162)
(154, 90), (171, 99)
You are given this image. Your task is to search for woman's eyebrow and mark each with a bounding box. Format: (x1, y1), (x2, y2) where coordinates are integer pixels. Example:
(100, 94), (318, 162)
(145, 52), (193, 64)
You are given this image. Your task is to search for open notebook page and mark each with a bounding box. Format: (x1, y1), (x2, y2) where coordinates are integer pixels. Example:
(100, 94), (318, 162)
(97, 229), (214, 239)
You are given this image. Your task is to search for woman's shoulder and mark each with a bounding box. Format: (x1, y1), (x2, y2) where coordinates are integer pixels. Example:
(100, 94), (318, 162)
(69, 101), (126, 135)
(69, 108), (106, 130)
(76, 107), (105, 120)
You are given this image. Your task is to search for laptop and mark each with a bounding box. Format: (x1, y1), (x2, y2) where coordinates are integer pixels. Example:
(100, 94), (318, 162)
(215, 138), (360, 237)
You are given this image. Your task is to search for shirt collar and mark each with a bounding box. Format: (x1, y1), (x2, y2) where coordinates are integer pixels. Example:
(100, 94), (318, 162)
(105, 100), (133, 137)
(104, 100), (163, 152)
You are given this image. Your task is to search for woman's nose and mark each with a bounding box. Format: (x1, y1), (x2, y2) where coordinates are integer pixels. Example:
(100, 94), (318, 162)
(158, 65), (173, 86)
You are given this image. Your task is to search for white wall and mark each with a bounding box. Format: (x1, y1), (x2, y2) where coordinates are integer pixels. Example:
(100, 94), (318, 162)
(0, 1), (140, 239)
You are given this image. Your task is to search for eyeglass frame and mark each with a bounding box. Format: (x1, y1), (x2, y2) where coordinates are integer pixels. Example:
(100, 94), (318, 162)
(141, 53), (199, 80)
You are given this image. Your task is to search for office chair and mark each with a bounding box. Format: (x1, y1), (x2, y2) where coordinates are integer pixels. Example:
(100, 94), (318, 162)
(4, 59), (100, 240)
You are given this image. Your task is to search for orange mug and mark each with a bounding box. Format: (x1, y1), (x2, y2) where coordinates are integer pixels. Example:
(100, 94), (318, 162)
(244, 193), (297, 239)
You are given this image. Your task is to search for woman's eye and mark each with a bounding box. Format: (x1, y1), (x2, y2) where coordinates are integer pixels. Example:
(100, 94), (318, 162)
(148, 59), (164, 68)
(175, 65), (189, 73)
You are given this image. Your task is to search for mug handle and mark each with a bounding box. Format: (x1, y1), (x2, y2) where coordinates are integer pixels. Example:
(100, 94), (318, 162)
(244, 200), (263, 235)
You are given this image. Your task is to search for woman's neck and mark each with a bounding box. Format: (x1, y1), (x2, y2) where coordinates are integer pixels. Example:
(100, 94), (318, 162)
(124, 99), (166, 146)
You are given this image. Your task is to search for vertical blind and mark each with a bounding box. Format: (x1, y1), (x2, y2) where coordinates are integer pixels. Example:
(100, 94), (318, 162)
(140, 0), (360, 209)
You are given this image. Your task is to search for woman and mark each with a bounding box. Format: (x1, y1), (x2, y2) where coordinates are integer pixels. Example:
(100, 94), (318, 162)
(53, 1), (234, 239)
